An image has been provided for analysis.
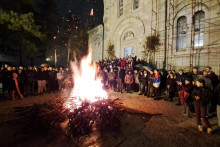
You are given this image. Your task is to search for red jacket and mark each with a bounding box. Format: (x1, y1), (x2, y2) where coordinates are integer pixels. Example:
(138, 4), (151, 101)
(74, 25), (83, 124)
(121, 58), (125, 67)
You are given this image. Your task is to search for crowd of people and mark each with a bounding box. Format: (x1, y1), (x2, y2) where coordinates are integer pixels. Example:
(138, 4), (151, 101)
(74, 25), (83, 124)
(0, 65), (71, 100)
(96, 56), (220, 134)
(0, 54), (220, 134)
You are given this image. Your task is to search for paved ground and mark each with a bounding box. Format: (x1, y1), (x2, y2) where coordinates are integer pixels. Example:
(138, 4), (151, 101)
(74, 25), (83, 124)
(0, 91), (220, 147)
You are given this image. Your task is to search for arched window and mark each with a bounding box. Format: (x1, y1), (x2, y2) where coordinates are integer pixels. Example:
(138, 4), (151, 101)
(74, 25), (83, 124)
(194, 11), (205, 47)
(177, 16), (187, 50)
(133, 0), (139, 10)
(119, 0), (123, 17)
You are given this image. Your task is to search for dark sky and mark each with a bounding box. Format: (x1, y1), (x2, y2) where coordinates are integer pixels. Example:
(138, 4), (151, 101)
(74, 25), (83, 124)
(56, 0), (104, 30)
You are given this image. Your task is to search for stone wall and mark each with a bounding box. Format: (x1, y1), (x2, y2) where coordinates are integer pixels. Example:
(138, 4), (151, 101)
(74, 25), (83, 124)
(88, 0), (220, 75)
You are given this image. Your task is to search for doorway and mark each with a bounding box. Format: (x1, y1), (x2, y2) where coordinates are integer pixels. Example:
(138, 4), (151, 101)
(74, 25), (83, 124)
(124, 46), (134, 57)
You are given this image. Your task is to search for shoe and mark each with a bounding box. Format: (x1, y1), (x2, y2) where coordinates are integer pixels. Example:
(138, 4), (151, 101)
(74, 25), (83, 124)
(198, 125), (203, 132)
(154, 98), (160, 100)
(207, 128), (212, 134)
(176, 103), (181, 106)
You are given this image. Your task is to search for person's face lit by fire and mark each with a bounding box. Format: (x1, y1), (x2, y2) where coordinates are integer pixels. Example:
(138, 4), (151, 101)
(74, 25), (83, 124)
(179, 70), (183, 75)
(203, 71), (208, 77)
(205, 67), (211, 74)
(196, 81), (203, 87)
(193, 68), (198, 74)
(170, 74), (174, 79)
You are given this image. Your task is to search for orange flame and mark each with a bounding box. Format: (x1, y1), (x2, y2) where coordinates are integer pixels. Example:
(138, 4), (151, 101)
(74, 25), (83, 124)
(64, 47), (107, 111)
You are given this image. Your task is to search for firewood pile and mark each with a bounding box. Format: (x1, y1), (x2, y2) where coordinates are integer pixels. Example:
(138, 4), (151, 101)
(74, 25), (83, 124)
(14, 97), (123, 137)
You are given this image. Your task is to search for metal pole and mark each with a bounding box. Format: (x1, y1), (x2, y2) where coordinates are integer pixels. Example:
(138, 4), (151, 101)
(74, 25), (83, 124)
(55, 46), (57, 67)
(164, 0), (168, 71)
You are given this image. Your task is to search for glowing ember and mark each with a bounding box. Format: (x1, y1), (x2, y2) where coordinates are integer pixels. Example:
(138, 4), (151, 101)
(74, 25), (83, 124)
(64, 48), (108, 111)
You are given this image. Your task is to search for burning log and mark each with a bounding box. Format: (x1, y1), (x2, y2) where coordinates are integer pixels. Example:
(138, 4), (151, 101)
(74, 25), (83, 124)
(13, 97), (123, 137)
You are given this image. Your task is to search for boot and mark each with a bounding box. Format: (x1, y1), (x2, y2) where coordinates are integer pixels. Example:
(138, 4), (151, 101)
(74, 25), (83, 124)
(198, 125), (203, 132)
(207, 128), (212, 134)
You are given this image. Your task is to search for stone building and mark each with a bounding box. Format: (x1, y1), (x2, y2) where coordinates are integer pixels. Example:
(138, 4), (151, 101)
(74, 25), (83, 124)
(88, 0), (220, 74)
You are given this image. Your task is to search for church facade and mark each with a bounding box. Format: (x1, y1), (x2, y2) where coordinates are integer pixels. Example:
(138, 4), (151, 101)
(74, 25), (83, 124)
(88, 0), (220, 74)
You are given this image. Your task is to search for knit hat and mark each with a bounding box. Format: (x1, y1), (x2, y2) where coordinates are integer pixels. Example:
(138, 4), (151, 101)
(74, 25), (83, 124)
(197, 79), (205, 85)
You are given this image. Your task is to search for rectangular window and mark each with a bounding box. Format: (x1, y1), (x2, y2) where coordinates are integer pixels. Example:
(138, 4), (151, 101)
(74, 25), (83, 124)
(119, 0), (123, 16)
(133, 0), (139, 10)
(194, 11), (205, 47)
(194, 33), (203, 47)
(178, 36), (186, 49)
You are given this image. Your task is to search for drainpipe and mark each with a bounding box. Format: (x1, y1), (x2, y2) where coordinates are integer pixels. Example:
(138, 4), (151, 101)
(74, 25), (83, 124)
(164, 0), (168, 71)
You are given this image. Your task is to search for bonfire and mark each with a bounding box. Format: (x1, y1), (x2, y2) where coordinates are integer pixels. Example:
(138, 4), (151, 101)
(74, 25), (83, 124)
(14, 48), (123, 137)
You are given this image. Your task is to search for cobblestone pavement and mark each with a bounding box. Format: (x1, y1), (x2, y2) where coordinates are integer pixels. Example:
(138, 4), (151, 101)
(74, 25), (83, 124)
(0, 91), (220, 147)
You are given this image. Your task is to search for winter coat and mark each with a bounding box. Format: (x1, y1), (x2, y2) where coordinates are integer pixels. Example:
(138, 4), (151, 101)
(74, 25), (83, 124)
(166, 78), (176, 92)
(192, 86), (213, 106)
(26, 70), (36, 82)
(125, 74), (133, 84)
(117, 69), (125, 80)
(215, 83), (220, 105)
(176, 74), (186, 83)
(141, 74), (148, 86)
(108, 72), (116, 81)
(207, 72), (219, 88)
(197, 75), (213, 90)
(134, 73), (139, 84)
(148, 73), (154, 86)
(121, 58), (125, 67)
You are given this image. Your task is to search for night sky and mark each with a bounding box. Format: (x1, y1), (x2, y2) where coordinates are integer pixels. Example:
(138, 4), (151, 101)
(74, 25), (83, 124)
(56, 0), (103, 30)
(50, 0), (104, 67)
(0, 0), (104, 67)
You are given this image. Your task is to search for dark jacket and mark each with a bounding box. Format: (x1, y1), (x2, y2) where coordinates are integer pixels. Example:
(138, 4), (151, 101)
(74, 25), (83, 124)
(38, 71), (48, 80)
(108, 72), (116, 81)
(117, 69), (125, 80)
(26, 70), (36, 82)
(192, 86), (212, 106)
(215, 83), (220, 105)
(148, 73), (154, 86)
(166, 78), (176, 92)
(141, 74), (148, 86)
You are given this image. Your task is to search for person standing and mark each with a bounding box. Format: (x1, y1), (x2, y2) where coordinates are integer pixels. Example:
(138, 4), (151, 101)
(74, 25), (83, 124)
(142, 70), (148, 96)
(125, 71), (133, 93)
(147, 70), (155, 97)
(192, 79), (212, 134)
(38, 67), (47, 95)
(48, 67), (55, 93)
(17, 69), (26, 97)
(215, 83), (220, 128)
(138, 71), (143, 95)
(176, 69), (186, 105)
(108, 68), (116, 90)
(26, 67), (36, 95)
(57, 69), (64, 91)
(116, 66), (125, 93)
(133, 70), (139, 92)
(153, 69), (161, 100)
(166, 73), (176, 102)
(11, 73), (23, 100)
